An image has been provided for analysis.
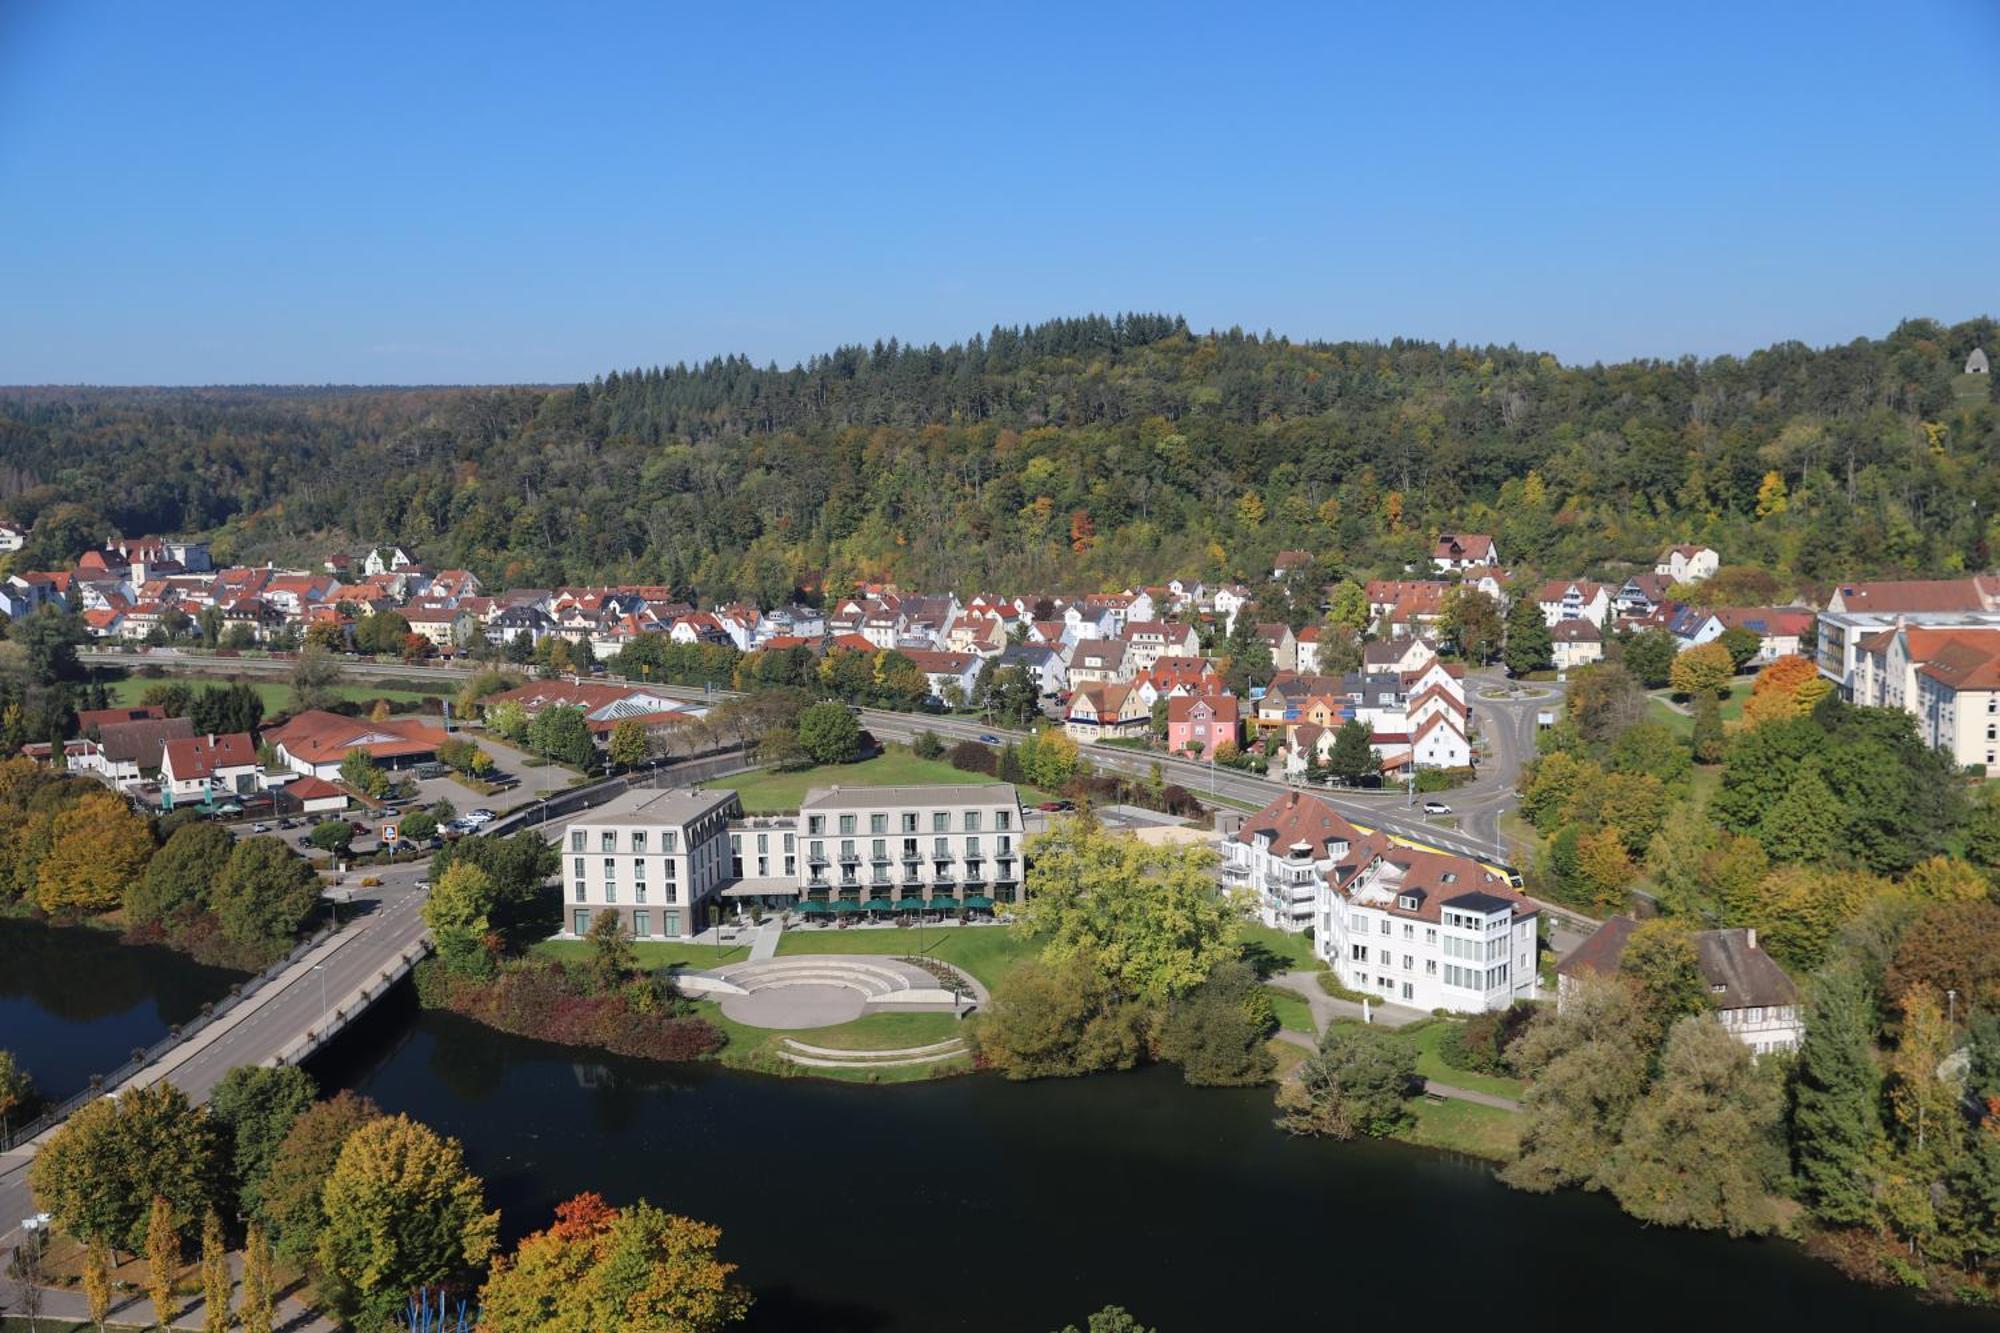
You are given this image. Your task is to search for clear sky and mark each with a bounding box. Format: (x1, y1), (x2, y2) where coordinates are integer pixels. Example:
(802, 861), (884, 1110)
(2, 0), (1997, 384)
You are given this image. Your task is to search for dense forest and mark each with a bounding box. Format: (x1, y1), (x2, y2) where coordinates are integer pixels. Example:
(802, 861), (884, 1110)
(0, 313), (1994, 601)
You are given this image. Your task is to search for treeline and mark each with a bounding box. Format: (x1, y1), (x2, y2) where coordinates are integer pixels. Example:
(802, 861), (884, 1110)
(24, 1064), (752, 1331)
(0, 758), (321, 970)
(1, 314), (1995, 600)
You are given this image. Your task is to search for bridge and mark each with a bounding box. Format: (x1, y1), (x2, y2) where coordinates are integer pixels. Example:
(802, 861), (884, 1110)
(0, 749), (756, 1249)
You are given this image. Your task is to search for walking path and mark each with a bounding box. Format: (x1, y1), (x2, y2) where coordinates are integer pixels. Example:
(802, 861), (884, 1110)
(1267, 971), (1523, 1112)
(748, 918), (783, 961)
(0, 1254), (335, 1331)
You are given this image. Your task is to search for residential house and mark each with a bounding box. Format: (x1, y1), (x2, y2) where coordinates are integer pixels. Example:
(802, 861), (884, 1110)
(1271, 550), (1314, 580)
(1614, 573), (1675, 619)
(1431, 534), (1498, 572)
(1410, 712), (1472, 769)
(1910, 629), (2000, 770)
(486, 603), (555, 645)
(998, 644), (1067, 697)
(70, 716), (193, 789)
(1211, 584), (1252, 634)
(159, 732), (261, 810)
(1364, 580), (1449, 638)
(1064, 683), (1149, 744)
(0, 521), (25, 553)
(1710, 607), (1814, 666)
(1122, 621), (1201, 674)
(1560, 917), (1802, 1055)
(1255, 623), (1298, 674)
(1068, 639), (1131, 686)
(1536, 579), (1611, 629)
(1550, 619), (1604, 672)
(1655, 544), (1721, 583)
(1223, 791), (1390, 932)
(1362, 637), (1439, 676)
(1166, 693), (1239, 761)
(902, 649), (982, 706)
(363, 546), (416, 577)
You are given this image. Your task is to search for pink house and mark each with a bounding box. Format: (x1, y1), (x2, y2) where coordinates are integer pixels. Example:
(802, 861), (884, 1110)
(1167, 693), (1240, 761)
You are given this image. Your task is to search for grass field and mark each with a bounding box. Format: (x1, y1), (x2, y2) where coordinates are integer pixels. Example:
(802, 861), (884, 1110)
(1394, 1096), (1521, 1160)
(1407, 1021), (1527, 1100)
(1236, 922), (1317, 973)
(704, 745), (1049, 812)
(775, 922), (1034, 988)
(1265, 984), (1316, 1035)
(105, 673), (447, 714)
(1647, 679), (1753, 739)
(690, 1000), (972, 1083)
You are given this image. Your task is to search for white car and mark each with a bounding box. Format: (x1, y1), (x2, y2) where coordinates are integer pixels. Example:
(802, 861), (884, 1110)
(1421, 800), (1452, 816)
(465, 809), (496, 824)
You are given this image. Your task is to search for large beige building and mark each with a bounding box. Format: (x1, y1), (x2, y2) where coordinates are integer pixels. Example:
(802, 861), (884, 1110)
(797, 784), (1026, 909)
(561, 787), (739, 940)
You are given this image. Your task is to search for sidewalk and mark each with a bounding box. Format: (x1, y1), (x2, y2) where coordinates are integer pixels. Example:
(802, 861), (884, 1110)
(0, 1256), (336, 1331)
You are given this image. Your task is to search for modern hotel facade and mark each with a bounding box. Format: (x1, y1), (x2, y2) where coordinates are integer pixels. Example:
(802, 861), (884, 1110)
(795, 784), (1025, 912)
(562, 787), (740, 940)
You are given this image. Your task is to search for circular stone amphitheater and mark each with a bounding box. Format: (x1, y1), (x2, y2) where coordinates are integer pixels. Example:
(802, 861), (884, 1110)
(687, 955), (986, 1031)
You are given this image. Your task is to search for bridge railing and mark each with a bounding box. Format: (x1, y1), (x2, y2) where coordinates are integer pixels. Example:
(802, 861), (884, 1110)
(0, 919), (339, 1150)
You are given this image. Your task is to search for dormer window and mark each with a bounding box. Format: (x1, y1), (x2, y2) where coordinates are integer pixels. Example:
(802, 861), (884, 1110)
(1397, 895), (1418, 911)
(1441, 873), (1456, 884)
(1711, 983), (1728, 994)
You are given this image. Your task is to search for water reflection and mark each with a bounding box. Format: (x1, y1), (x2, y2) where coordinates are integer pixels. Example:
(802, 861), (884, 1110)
(0, 918), (243, 1101)
(312, 992), (1998, 1333)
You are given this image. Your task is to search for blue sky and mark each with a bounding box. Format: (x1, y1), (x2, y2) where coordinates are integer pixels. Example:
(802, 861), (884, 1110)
(2, 0), (1996, 384)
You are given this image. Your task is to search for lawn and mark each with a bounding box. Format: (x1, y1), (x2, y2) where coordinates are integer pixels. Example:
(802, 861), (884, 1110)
(1236, 922), (1318, 974)
(533, 937), (752, 970)
(1407, 1021), (1527, 1101)
(1394, 1096), (1521, 1161)
(1264, 984), (1316, 1035)
(774, 922), (1035, 988)
(689, 1000), (973, 1083)
(704, 744), (1049, 813)
(1647, 679), (1753, 739)
(786, 1009), (964, 1050)
(105, 673), (447, 714)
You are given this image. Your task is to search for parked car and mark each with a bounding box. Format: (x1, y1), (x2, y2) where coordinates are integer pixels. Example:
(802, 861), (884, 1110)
(977, 733), (1001, 745)
(1036, 800), (1075, 813)
(466, 809), (495, 824)
(1422, 800), (1452, 815)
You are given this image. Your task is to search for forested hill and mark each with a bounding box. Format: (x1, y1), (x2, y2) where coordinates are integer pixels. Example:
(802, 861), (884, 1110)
(0, 313), (1995, 603)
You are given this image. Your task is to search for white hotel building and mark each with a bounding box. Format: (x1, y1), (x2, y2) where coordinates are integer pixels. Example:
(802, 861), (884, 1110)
(1224, 791), (1539, 1013)
(561, 787), (739, 940)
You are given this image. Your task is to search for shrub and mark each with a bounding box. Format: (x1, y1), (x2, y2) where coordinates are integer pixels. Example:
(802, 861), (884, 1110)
(1436, 1001), (1536, 1076)
(947, 740), (998, 775)
(420, 959), (724, 1063)
(1315, 972), (1378, 1004)
(911, 730), (945, 761)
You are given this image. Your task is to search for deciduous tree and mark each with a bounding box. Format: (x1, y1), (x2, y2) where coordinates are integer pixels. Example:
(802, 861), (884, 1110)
(30, 1081), (222, 1254)
(208, 1064), (316, 1216)
(1504, 974), (1651, 1194)
(257, 1091), (382, 1265)
(34, 791), (155, 915)
(478, 1192), (753, 1333)
(1668, 642), (1734, 699)
(212, 837), (321, 959)
(1277, 1023), (1419, 1139)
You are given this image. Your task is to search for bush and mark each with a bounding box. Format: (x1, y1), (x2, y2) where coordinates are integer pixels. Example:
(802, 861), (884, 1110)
(1315, 972), (1378, 1004)
(1436, 1001), (1536, 1076)
(948, 740), (998, 775)
(911, 730), (945, 761)
(417, 959), (724, 1063)
(1414, 767), (1474, 793)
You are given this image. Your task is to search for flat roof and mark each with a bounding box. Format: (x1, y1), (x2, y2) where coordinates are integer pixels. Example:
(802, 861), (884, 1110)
(799, 783), (1021, 811)
(574, 786), (738, 826)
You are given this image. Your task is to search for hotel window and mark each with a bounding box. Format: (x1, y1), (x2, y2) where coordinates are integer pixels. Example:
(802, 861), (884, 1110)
(756, 832), (768, 853)
(871, 814), (887, 834)
(600, 831), (616, 852)
(808, 816), (825, 835)
(933, 812), (949, 832)
(963, 811), (982, 832)
(574, 909), (591, 935)
(997, 809), (1012, 831)
(662, 831), (676, 853)
(809, 840), (824, 861)
(664, 910), (680, 936)
(1402, 923), (1413, 938)
(839, 814), (856, 835)
(934, 837), (950, 858)
(902, 813), (918, 833)
(634, 882), (647, 904)
(998, 835), (1012, 854)
(604, 882), (616, 904)
(664, 858), (676, 879)
(1425, 928), (1437, 945)
(784, 832), (795, 852)
(573, 882), (586, 903)
(570, 830), (584, 852)
(632, 831), (647, 854)
(634, 857), (647, 879)
(1378, 919), (1391, 935)
(603, 857), (616, 878)
(631, 911), (651, 938)
(573, 857), (584, 878)
(903, 838), (918, 858)
(966, 836), (981, 858)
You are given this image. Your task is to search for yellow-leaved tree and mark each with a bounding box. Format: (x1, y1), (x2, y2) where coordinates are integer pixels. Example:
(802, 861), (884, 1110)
(35, 791), (156, 914)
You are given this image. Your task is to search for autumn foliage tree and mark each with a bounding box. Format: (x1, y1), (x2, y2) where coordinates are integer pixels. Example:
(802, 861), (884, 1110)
(478, 1192), (754, 1333)
(1668, 642), (1734, 699)
(1741, 653), (1830, 729)
(34, 791), (154, 914)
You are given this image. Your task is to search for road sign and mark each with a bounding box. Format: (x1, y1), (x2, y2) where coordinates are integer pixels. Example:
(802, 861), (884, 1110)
(381, 823), (399, 844)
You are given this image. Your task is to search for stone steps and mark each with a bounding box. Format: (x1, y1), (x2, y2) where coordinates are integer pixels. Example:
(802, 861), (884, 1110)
(779, 1036), (966, 1060)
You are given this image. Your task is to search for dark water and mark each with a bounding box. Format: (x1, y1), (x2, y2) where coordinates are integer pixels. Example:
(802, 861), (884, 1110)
(309, 990), (1997, 1333)
(0, 917), (244, 1103)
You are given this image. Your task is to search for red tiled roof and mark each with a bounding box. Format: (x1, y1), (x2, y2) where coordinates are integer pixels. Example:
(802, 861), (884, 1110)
(162, 732), (257, 780)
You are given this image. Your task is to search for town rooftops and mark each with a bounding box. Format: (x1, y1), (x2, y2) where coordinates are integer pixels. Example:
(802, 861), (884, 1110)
(1916, 631), (2000, 692)
(76, 705), (166, 732)
(1442, 889), (1518, 916)
(1828, 577), (2000, 615)
(94, 715), (195, 767)
(1236, 790), (1363, 853)
(799, 783), (1022, 811)
(1550, 619), (1602, 643)
(1432, 533), (1495, 562)
(263, 710), (448, 764)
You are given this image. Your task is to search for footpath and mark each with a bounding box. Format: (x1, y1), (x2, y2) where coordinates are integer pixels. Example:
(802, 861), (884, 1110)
(0, 1252), (336, 1331)
(1268, 970), (1523, 1112)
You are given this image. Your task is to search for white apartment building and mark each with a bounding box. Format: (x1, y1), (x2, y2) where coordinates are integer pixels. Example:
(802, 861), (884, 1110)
(1223, 791), (1387, 932)
(796, 784), (1026, 908)
(1314, 849), (1540, 1013)
(561, 787), (739, 940)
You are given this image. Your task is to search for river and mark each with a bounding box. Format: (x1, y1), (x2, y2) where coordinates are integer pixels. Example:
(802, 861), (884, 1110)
(3, 919), (1993, 1331)
(0, 917), (244, 1106)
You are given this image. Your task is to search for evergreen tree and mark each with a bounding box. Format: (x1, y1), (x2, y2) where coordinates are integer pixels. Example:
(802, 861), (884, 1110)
(1789, 965), (1885, 1226)
(1327, 719), (1379, 786)
(1503, 598), (1551, 676)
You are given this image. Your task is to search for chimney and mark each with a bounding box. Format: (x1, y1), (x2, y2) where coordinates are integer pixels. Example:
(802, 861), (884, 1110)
(207, 733), (216, 748)
(1746, 927), (1758, 951)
